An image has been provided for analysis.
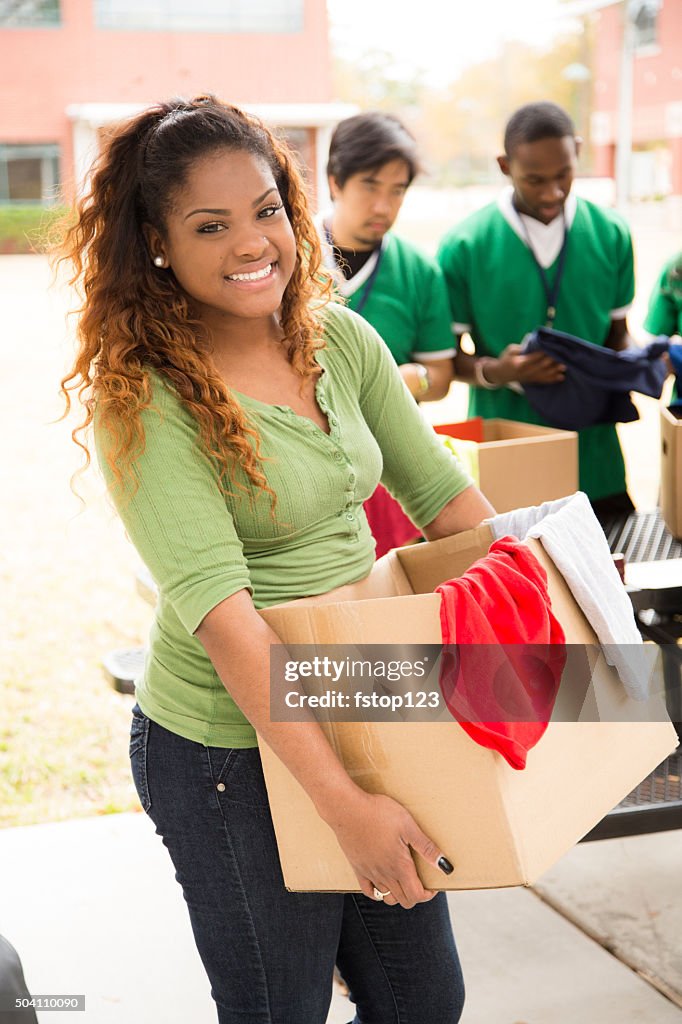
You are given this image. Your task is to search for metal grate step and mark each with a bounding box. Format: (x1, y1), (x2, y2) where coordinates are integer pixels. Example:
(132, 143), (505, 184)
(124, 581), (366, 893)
(619, 752), (682, 807)
(583, 752), (682, 841)
(603, 509), (682, 563)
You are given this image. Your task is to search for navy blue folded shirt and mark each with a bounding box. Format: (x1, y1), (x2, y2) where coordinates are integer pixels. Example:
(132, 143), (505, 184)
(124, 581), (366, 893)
(520, 327), (670, 430)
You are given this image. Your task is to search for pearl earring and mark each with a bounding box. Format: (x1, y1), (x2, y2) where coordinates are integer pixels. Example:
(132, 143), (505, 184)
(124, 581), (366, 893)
(153, 256), (165, 268)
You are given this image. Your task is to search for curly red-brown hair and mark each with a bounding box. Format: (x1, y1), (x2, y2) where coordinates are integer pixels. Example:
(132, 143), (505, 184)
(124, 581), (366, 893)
(58, 95), (332, 500)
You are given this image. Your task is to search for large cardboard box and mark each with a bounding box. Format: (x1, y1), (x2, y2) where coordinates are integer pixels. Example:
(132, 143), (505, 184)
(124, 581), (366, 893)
(660, 404), (682, 538)
(434, 418), (578, 513)
(258, 526), (677, 892)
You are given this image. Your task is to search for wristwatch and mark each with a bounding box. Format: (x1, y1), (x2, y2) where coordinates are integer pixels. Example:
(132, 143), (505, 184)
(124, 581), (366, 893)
(413, 363), (431, 396)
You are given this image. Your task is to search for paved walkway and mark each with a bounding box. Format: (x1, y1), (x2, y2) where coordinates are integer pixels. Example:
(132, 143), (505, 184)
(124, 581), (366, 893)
(1, 813), (680, 1023)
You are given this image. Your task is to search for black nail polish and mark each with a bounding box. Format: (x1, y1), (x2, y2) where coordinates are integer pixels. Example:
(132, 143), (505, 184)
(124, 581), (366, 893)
(438, 856), (454, 875)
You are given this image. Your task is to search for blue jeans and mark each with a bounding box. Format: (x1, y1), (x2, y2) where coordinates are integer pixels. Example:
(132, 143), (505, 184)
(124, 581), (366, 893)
(130, 705), (465, 1024)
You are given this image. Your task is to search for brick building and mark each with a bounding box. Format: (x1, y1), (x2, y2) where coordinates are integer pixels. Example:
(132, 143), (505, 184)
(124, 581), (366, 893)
(0, 0), (352, 207)
(591, 0), (682, 198)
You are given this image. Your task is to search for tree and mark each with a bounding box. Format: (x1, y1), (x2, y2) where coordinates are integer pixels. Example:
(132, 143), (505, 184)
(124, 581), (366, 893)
(332, 26), (595, 185)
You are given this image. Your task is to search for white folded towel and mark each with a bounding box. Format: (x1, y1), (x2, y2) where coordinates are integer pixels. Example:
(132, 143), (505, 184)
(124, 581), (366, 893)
(488, 492), (649, 700)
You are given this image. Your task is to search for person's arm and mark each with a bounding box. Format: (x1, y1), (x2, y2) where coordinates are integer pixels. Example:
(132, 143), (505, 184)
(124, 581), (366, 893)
(96, 373), (452, 910)
(400, 356), (452, 401)
(604, 218), (636, 353)
(453, 338), (566, 386)
(437, 236), (563, 387)
(452, 343), (476, 385)
(347, 308), (491, 528)
(422, 484), (495, 540)
(196, 590), (451, 909)
(604, 317), (634, 352)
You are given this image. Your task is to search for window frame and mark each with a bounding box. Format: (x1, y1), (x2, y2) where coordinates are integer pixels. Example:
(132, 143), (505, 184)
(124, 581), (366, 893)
(92, 0), (303, 33)
(0, 0), (61, 28)
(0, 143), (61, 205)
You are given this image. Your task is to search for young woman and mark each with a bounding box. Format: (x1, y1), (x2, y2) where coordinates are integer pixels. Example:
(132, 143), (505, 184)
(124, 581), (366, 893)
(59, 95), (493, 1024)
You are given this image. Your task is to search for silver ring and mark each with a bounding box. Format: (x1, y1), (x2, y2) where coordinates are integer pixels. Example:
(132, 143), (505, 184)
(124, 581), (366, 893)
(372, 886), (391, 901)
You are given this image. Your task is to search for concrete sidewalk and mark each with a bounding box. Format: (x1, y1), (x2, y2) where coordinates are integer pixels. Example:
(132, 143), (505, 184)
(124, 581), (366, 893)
(0, 814), (680, 1023)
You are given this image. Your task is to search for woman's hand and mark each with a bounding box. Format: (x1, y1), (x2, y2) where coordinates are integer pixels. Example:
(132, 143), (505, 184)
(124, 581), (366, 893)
(319, 785), (453, 909)
(198, 592), (455, 910)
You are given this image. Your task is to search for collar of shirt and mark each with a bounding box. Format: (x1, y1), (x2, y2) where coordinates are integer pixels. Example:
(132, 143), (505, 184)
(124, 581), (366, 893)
(497, 186), (577, 269)
(316, 211), (389, 298)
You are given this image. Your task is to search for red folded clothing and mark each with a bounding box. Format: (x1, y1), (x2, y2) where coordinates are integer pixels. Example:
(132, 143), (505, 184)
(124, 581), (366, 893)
(364, 484), (420, 559)
(435, 536), (566, 769)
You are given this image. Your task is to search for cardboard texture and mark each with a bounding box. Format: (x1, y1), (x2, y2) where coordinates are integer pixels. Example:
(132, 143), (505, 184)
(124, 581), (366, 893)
(433, 418), (578, 513)
(660, 404), (682, 538)
(258, 527), (677, 892)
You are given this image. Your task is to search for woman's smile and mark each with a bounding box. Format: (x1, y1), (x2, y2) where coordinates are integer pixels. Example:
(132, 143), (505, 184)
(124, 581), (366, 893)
(225, 260), (279, 287)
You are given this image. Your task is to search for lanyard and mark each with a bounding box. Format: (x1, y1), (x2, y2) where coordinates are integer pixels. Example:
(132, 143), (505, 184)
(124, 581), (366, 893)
(518, 214), (569, 327)
(324, 227), (385, 316)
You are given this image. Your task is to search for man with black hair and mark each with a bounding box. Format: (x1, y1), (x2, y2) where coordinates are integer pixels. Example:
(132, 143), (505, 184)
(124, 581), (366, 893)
(322, 111), (455, 403)
(322, 111), (457, 554)
(437, 100), (636, 518)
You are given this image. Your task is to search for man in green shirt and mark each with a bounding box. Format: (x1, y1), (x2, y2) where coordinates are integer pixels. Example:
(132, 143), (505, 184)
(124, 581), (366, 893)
(645, 252), (682, 339)
(646, 251), (682, 400)
(321, 111), (455, 402)
(321, 111), (459, 554)
(437, 101), (636, 518)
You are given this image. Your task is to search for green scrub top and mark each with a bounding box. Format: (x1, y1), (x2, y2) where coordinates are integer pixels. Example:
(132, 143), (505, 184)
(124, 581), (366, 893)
(645, 251), (682, 401)
(437, 196), (635, 502)
(645, 252), (682, 337)
(339, 232), (456, 365)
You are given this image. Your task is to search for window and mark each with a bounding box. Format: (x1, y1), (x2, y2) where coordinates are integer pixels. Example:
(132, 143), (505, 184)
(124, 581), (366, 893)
(633, 0), (661, 50)
(0, 0), (60, 26)
(0, 145), (60, 204)
(93, 0), (303, 33)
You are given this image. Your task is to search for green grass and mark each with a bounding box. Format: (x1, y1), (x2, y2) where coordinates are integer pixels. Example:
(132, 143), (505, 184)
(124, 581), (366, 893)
(0, 204), (70, 254)
(0, 682), (141, 829)
(0, 627), (143, 829)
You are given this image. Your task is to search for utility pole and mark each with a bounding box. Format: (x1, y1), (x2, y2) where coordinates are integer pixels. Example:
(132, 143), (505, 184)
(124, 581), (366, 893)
(615, 0), (635, 210)
(557, 0), (642, 209)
